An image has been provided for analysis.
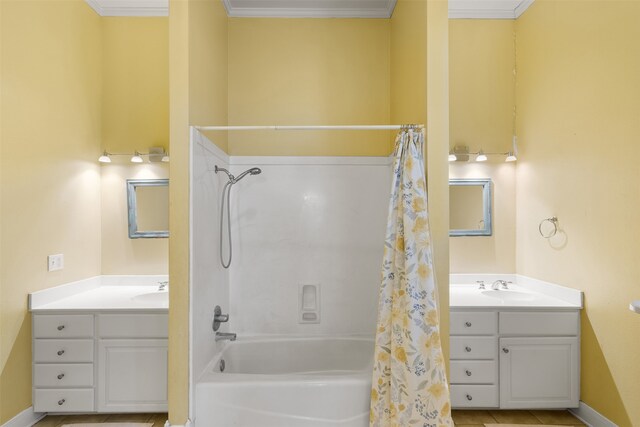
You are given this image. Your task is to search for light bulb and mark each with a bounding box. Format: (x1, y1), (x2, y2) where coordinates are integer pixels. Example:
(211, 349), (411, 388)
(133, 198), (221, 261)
(98, 151), (111, 163)
(131, 151), (144, 163)
(505, 152), (517, 162)
(476, 150), (488, 162)
(448, 152), (457, 162)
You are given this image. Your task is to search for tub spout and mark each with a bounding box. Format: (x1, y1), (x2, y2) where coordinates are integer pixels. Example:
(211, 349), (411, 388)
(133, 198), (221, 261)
(215, 332), (237, 342)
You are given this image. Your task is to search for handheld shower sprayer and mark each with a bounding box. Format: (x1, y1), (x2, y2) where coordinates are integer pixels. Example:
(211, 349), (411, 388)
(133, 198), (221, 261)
(214, 165), (262, 268)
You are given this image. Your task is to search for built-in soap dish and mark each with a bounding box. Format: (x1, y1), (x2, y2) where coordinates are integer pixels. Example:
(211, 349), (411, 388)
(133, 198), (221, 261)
(299, 283), (320, 324)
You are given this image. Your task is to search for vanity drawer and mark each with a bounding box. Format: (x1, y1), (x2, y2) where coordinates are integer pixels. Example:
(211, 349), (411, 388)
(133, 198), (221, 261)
(499, 311), (579, 336)
(34, 388), (94, 412)
(34, 339), (94, 363)
(98, 314), (168, 338)
(450, 311), (497, 335)
(450, 336), (497, 359)
(450, 360), (497, 384)
(34, 364), (94, 387)
(451, 385), (499, 408)
(33, 314), (94, 338)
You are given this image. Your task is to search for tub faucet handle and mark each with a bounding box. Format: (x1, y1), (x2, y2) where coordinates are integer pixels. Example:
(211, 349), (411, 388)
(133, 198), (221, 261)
(212, 305), (229, 332)
(476, 280), (485, 290)
(215, 332), (237, 342)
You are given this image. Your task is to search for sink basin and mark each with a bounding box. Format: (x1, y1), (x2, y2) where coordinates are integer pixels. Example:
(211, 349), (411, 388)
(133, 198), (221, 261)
(132, 291), (168, 304)
(481, 290), (535, 302)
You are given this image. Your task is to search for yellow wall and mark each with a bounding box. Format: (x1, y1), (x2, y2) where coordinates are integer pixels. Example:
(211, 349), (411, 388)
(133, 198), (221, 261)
(515, 1), (640, 424)
(169, 0), (229, 422)
(425, 0), (451, 369)
(101, 17), (169, 274)
(228, 18), (390, 156)
(0, 0), (103, 422)
(448, 20), (517, 274)
(449, 20), (515, 153)
(449, 161), (516, 273)
(390, 0), (451, 368)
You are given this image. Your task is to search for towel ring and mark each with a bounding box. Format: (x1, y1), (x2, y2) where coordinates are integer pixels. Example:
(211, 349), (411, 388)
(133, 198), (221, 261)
(539, 217), (558, 238)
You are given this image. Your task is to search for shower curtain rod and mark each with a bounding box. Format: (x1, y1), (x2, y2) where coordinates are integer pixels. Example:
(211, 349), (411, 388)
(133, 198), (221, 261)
(195, 124), (424, 131)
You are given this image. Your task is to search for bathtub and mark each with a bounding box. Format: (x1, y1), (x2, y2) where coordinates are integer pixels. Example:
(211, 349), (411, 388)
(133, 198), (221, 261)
(194, 336), (374, 427)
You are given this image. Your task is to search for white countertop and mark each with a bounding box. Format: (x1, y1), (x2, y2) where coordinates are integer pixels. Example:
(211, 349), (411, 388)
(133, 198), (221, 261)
(449, 274), (583, 309)
(450, 284), (580, 309)
(29, 275), (168, 312)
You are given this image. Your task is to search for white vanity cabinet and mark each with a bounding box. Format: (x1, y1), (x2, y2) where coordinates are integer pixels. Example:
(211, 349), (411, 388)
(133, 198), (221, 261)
(499, 311), (579, 409)
(449, 311), (499, 408)
(450, 309), (580, 409)
(97, 314), (168, 412)
(33, 314), (95, 412)
(32, 312), (168, 414)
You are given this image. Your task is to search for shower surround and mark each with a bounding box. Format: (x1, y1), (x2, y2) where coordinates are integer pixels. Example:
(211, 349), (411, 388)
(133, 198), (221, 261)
(189, 130), (391, 424)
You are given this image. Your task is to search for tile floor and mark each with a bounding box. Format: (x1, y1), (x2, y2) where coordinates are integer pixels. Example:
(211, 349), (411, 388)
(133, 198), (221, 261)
(452, 409), (586, 426)
(34, 413), (167, 427)
(36, 410), (585, 427)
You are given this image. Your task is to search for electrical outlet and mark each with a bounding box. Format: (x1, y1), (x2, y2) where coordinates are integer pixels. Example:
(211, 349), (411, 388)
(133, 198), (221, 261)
(47, 254), (64, 272)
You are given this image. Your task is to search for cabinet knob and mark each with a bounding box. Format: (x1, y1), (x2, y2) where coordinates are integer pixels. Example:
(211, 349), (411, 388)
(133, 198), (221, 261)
(465, 321), (472, 327)
(58, 399), (65, 406)
(57, 373), (65, 380)
(466, 394), (473, 401)
(465, 369), (472, 376)
(57, 325), (65, 331)
(57, 350), (65, 356)
(502, 347), (510, 354)
(465, 346), (472, 352)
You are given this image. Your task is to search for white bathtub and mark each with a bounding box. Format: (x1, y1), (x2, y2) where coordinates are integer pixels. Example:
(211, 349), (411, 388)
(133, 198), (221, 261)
(195, 336), (374, 427)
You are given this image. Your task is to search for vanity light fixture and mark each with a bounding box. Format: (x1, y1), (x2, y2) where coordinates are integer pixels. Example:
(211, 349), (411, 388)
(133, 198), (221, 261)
(131, 151), (144, 163)
(505, 152), (517, 162)
(475, 150), (488, 162)
(98, 151), (112, 163)
(98, 147), (169, 164)
(448, 151), (457, 162)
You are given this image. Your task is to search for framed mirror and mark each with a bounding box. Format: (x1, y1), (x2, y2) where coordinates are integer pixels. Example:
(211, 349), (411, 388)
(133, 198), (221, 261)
(449, 178), (492, 237)
(127, 179), (169, 239)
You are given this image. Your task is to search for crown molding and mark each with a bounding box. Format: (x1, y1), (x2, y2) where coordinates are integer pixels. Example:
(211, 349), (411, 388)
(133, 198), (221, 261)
(85, 0), (168, 17)
(449, 0), (534, 19)
(223, 0), (396, 18)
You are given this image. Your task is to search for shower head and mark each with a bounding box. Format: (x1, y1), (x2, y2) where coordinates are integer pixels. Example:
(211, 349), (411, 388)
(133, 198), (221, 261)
(234, 167), (262, 182)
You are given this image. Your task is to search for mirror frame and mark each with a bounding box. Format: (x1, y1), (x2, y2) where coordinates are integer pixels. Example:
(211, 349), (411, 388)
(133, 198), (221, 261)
(449, 178), (492, 237)
(127, 179), (169, 239)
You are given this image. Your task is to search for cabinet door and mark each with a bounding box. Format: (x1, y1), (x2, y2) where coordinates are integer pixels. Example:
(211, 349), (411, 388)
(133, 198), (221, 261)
(500, 337), (579, 409)
(97, 339), (168, 412)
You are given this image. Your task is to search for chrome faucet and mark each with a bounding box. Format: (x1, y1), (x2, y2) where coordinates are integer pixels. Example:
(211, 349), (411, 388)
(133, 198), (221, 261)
(158, 281), (168, 291)
(215, 332), (237, 342)
(492, 280), (511, 290)
(476, 280), (486, 290)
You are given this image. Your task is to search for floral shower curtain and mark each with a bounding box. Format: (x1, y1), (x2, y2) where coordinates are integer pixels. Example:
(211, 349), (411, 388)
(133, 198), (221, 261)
(370, 129), (453, 427)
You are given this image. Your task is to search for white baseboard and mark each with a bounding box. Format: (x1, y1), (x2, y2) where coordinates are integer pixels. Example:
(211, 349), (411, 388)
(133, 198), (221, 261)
(165, 419), (192, 427)
(570, 401), (618, 427)
(1, 407), (45, 427)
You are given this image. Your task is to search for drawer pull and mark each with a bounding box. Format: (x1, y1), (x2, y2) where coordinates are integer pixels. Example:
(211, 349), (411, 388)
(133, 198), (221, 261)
(466, 394), (473, 401)
(465, 369), (472, 376)
(57, 350), (65, 356)
(58, 399), (65, 406)
(57, 373), (65, 380)
(503, 347), (510, 354)
(465, 346), (472, 352)
(57, 325), (65, 331)
(465, 321), (472, 327)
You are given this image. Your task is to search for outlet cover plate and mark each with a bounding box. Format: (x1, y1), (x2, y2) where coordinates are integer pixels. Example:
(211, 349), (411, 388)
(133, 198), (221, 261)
(47, 254), (64, 271)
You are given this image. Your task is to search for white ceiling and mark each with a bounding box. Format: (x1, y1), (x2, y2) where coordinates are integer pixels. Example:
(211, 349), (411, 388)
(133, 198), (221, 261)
(85, 0), (534, 20)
